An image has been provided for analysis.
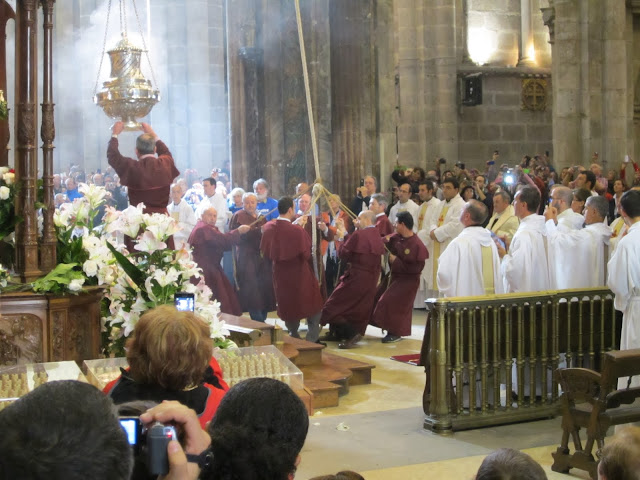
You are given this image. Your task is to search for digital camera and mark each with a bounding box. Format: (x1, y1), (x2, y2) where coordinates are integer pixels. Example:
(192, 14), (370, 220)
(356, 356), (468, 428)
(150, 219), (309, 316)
(119, 418), (177, 476)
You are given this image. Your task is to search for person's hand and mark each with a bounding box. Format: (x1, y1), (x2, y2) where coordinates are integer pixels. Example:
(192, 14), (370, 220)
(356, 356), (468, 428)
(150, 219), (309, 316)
(429, 229), (437, 241)
(158, 440), (198, 480)
(237, 225), (250, 234)
(335, 218), (345, 230)
(141, 123), (157, 138)
(318, 221), (328, 234)
(495, 238), (507, 259)
(357, 186), (368, 197)
(140, 401), (211, 457)
(112, 121), (124, 136)
(388, 253), (397, 264)
(544, 205), (558, 223)
(294, 215), (307, 228)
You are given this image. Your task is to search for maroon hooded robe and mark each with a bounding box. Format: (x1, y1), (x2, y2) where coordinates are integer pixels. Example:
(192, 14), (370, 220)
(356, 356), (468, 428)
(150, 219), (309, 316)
(370, 233), (428, 336)
(188, 220), (242, 315)
(321, 226), (385, 335)
(375, 214), (394, 237)
(229, 210), (276, 313)
(260, 219), (323, 322)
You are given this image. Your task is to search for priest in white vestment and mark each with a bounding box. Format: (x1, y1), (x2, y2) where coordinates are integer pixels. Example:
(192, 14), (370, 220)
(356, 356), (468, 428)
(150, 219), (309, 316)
(608, 215), (628, 260)
(545, 186), (585, 289)
(545, 195), (612, 288)
(426, 178), (465, 296)
(414, 180), (441, 307)
(607, 190), (640, 388)
(388, 182), (420, 230)
(437, 200), (504, 297)
(195, 177), (230, 231)
(497, 186), (550, 293)
(486, 190), (519, 243)
(167, 184), (197, 250)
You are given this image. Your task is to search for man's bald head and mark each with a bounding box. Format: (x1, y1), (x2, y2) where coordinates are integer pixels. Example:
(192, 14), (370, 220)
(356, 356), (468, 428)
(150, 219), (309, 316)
(551, 186), (573, 213)
(202, 207), (218, 226)
(358, 210), (376, 227)
(461, 199), (488, 227)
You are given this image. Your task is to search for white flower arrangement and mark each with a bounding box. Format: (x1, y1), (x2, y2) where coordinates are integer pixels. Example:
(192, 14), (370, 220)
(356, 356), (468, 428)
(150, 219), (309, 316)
(50, 187), (232, 356)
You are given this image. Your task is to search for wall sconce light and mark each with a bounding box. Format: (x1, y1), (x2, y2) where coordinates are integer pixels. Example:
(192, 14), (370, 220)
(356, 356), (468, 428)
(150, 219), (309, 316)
(467, 28), (497, 66)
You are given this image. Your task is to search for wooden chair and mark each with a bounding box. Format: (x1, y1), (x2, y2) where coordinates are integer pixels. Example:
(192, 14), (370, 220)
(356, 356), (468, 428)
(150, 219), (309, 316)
(551, 349), (640, 480)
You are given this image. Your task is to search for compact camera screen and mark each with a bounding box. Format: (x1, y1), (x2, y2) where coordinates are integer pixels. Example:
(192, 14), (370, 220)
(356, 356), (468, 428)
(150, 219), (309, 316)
(174, 292), (195, 312)
(119, 417), (141, 446)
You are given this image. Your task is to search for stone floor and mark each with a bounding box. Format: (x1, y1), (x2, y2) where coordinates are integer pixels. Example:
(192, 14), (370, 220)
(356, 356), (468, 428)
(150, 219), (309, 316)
(266, 310), (591, 480)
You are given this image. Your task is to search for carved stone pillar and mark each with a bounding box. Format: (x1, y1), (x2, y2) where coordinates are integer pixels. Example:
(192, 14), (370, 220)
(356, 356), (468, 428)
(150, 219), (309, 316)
(14, 0), (41, 282)
(238, 46), (265, 184)
(0, 1), (15, 168)
(40, 0), (56, 274)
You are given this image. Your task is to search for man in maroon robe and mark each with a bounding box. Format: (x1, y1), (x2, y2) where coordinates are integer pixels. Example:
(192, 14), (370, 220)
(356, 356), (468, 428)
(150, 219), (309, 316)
(107, 121), (180, 250)
(320, 211), (385, 349)
(370, 193), (394, 236)
(229, 192), (275, 322)
(260, 197), (324, 343)
(370, 211), (428, 343)
(188, 207), (250, 315)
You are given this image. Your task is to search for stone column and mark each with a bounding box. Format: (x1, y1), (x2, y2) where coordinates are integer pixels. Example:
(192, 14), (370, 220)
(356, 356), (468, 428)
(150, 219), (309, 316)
(14, 0), (41, 282)
(518, 0), (535, 66)
(430, 0), (459, 162)
(549, 0), (582, 166)
(40, 0), (56, 274)
(238, 45), (265, 183)
(600, 0), (628, 172)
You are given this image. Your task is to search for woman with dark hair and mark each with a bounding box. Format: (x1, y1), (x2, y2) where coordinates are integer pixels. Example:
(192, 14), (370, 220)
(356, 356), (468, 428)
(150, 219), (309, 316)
(571, 188), (592, 215)
(461, 184), (477, 202)
(141, 377), (310, 480)
(104, 305), (228, 429)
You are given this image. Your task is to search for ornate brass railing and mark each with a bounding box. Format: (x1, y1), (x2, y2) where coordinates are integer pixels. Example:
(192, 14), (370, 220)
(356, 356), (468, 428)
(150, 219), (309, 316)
(422, 288), (620, 433)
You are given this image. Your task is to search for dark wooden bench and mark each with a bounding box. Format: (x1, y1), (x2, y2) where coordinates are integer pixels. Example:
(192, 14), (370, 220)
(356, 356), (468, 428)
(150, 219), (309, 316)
(551, 349), (640, 480)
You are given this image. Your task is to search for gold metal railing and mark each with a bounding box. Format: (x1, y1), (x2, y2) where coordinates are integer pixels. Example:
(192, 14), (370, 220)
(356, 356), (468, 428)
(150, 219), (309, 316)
(421, 288), (620, 433)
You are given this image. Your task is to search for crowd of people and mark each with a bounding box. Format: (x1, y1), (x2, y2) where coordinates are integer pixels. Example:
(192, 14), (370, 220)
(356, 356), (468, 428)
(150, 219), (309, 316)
(3, 124), (640, 478)
(48, 128), (640, 354)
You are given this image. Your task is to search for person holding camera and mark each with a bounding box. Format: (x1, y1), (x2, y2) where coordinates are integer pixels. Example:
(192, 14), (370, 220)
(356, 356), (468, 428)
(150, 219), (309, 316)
(141, 377), (310, 480)
(104, 305), (229, 430)
(350, 175), (377, 216)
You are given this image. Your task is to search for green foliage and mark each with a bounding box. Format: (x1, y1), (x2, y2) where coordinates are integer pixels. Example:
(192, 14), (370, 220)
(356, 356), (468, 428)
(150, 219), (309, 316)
(31, 263), (85, 295)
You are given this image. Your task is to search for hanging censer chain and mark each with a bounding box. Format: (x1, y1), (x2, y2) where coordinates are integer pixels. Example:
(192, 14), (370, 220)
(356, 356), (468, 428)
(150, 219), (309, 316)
(131, 0), (159, 91)
(93, 0), (113, 96)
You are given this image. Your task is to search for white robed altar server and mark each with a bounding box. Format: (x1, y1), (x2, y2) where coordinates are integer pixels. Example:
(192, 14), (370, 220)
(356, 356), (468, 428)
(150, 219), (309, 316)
(426, 178), (465, 295)
(497, 187), (550, 293)
(388, 183), (420, 230)
(437, 200), (504, 298)
(545, 186), (585, 289)
(545, 195), (612, 289)
(607, 190), (640, 388)
(414, 181), (441, 307)
(167, 184), (197, 250)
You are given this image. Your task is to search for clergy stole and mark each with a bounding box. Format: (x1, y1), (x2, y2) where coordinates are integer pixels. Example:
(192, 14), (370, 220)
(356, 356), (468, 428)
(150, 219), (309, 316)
(481, 246), (495, 294)
(432, 206), (449, 286)
(417, 202), (429, 231)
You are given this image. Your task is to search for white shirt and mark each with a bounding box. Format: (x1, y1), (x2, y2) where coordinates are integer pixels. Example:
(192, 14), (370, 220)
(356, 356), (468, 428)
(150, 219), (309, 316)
(196, 192), (229, 231)
(428, 194), (465, 246)
(437, 226), (504, 297)
(607, 222), (640, 388)
(388, 199), (420, 231)
(167, 199), (197, 250)
(501, 214), (550, 293)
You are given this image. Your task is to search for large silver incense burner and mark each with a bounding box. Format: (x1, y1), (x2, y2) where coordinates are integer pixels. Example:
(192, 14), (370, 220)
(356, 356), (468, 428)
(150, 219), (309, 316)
(94, 36), (160, 130)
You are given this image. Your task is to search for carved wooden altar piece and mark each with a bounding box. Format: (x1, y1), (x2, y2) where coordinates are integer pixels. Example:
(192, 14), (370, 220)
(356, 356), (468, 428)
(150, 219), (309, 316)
(0, 288), (103, 365)
(0, 1), (103, 366)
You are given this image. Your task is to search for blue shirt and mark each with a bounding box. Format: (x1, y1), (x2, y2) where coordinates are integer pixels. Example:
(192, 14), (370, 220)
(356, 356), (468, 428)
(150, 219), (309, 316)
(257, 197), (279, 221)
(66, 188), (83, 201)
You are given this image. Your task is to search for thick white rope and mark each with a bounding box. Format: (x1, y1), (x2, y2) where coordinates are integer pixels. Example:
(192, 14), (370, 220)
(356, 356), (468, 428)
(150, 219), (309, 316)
(294, 0), (321, 284)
